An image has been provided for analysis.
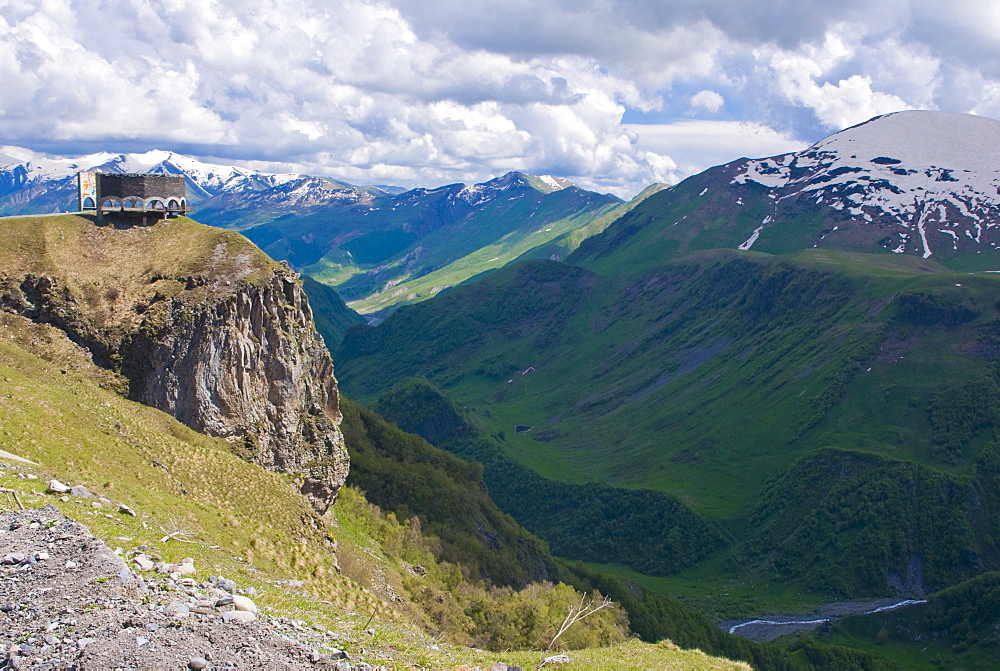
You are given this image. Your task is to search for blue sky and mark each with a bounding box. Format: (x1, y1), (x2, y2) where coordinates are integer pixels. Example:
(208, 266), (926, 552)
(2, 0), (998, 197)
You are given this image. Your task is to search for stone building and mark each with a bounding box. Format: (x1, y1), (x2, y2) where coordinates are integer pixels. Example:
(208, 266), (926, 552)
(78, 172), (189, 224)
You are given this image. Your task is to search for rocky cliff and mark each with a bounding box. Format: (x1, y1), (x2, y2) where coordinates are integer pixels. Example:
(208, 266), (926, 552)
(0, 215), (349, 511)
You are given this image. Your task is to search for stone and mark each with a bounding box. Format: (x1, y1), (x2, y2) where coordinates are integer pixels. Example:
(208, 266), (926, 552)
(2, 552), (25, 565)
(189, 657), (209, 670)
(119, 504), (138, 516)
(70, 485), (92, 499)
(65, 560), (77, 569)
(232, 594), (258, 613)
(244, 585), (257, 596)
(221, 610), (256, 624)
(47, 480), (71, 494)
(164, 602), (190, 618)
(175, 562), (196, 575)
(136, 636), (149, 646)
(120, 269), (350, 513)
(216, 578), (237, 593)
(540, 654), (571, 666)
(215, 596), (234, 607)
(133, 555), (155, 571)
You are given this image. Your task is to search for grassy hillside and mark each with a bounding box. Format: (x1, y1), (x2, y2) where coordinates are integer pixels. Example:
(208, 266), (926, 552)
(340, 396), (565, 587)
(0, 214), (275, 293)
(0, 213), (765, 668)
(300, 275), (366, 352)
(336, 247), (1000, 606)
(0, 293), (754, 669)
(239, 176), (621, 315)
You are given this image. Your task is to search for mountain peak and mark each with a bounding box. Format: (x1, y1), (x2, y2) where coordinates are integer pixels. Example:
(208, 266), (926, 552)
(816, 110), (1000, 171)
(452, 171), (564, 206)
(731, 110), (1000, 259)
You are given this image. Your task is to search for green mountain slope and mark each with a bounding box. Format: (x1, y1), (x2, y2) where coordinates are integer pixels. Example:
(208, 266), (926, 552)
(336, 248), (1000, 601)
(300, 274), (366, 351)
(239, 172), (622, 314)
(0, 214), (762, 669)
(340, 396), (564, 588)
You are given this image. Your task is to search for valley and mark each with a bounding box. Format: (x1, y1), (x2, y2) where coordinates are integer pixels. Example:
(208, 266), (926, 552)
(329, 111), (1000, 667)
(3, 110), (1000, 669)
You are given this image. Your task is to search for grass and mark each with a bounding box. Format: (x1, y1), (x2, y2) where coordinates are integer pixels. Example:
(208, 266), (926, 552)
(0, 329), (751, 669)
(0, 214), (274, 286)
(0, 210), (748, 668)
(335, 244), (1000, 629)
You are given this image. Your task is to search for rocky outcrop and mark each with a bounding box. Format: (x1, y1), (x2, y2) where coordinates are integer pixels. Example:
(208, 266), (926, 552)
(0, 219), (349, 513)
(121, 270), (349, 512)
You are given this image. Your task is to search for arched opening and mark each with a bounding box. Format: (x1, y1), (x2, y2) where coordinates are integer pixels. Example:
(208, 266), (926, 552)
(123, 197), (143, 209)
(146, 198), (166, 210)
(100, 197), (123, 211)
(167, 199), (180, 211)
(82, 196), (96, 209)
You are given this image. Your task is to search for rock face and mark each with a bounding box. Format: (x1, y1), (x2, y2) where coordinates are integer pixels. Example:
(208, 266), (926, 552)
(0, 217), (349, 512)
(123, 270), (349, 512)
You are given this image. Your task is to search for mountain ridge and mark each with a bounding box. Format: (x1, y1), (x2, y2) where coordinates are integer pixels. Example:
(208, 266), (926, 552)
(573, 110), (1000, 276)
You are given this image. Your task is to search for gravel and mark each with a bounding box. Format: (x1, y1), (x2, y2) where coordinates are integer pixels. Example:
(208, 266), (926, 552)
(0, 506), (378, 669)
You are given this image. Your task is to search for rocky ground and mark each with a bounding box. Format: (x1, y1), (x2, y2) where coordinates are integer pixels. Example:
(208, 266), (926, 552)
(0, 505), (374, 670)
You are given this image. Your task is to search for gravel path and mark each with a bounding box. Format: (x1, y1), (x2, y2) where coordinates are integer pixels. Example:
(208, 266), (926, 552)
(0, 506), (364, 670)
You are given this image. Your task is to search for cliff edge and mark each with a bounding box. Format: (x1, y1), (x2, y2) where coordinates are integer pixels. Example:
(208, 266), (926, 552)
(0, 214), (348, 511)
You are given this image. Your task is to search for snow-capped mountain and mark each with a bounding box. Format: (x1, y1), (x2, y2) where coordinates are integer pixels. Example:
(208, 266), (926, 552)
(0, 148), (388, 222)
(0, 149), (580, 234)
(394, 171), (573, 209)
(731, 110), (1000, 259)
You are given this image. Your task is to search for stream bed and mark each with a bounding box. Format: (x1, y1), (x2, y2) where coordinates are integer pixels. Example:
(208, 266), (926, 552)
(719, 598), (927, 642)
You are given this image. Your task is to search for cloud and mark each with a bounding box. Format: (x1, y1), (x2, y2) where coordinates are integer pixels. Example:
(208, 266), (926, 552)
(624, 120), (805, 177)
(691, 90), (725, 114)
(1, 0), (999, 199)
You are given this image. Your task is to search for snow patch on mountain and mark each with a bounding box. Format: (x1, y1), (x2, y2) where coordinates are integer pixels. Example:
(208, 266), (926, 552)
(454, 172), (525, 206)
(732, 111), (1000, 257)
(539, 175), (572, 191)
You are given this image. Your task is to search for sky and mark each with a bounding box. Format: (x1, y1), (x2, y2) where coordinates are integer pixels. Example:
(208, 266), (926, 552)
(2, 0), (999, 198)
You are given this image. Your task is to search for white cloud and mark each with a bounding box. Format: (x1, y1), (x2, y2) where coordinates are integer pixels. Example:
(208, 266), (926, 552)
(624, 120), (805, 177)
(690, 90), (725, 114)
(2, 0), (999, 199)
(759, 29), (916, 130)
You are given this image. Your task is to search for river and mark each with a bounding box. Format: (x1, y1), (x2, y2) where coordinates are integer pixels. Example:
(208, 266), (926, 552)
(719, 598), (927, 642)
